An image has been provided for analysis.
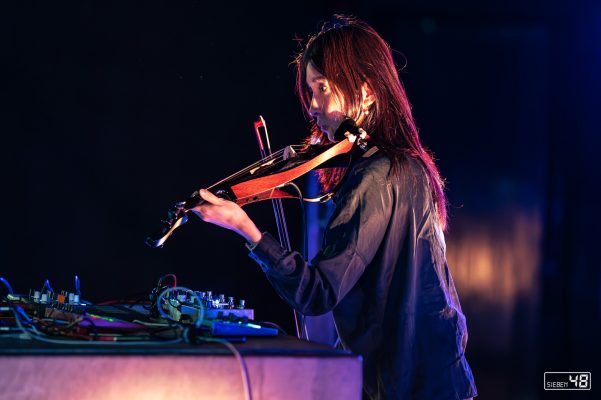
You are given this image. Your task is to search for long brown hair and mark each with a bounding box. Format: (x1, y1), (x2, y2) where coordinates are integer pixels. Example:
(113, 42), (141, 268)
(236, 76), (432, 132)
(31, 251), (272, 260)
(295, 15), (448, 230)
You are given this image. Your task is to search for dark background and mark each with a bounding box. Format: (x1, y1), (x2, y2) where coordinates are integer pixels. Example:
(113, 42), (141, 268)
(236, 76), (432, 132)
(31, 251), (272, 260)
(2, 1), (600, 399)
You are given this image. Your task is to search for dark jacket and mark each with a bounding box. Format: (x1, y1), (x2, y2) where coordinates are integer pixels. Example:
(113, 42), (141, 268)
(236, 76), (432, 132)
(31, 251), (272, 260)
(249, 147), (478, 399)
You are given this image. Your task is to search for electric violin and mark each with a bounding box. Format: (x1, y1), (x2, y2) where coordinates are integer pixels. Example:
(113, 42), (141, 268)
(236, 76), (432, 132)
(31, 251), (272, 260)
(145, 118), (370, 248)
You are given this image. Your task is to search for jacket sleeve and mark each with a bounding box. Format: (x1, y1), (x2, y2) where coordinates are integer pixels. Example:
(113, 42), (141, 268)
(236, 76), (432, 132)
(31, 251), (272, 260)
(248, 165), (393, 316)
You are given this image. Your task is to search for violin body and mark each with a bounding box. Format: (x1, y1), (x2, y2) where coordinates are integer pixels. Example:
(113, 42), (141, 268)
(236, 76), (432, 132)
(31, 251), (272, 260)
(146, 121), (369, 248)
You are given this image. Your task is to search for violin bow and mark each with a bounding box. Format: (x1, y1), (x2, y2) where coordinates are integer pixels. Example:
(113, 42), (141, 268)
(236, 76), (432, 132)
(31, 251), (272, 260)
(253, 116), (303, 339)
(253, 116), (292, 252)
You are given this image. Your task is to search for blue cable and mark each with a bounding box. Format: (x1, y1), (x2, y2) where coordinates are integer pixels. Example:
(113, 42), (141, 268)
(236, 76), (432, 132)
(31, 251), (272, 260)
(0, 277), (14, 294)
(156, 286), (205, 329)
(41, 279), (54, 293)
(15, 305), (32, 323)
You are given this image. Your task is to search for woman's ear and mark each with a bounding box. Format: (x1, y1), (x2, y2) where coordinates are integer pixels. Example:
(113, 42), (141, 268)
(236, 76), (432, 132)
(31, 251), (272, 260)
(361, 82), (375, 110)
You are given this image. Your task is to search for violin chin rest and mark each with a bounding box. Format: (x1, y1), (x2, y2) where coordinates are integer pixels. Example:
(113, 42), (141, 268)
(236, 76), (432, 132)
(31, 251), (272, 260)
(333, 118), (360, 141)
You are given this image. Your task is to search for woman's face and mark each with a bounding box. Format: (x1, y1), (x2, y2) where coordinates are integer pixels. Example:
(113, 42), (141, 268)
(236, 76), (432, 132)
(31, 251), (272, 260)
(305, 62), (348, 142)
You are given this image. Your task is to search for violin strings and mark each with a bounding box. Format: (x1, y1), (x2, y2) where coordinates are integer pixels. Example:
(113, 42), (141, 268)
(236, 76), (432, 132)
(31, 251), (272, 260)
(218, 145), (303, 185)
(208, 148), (289, 188)
(206, 145), (304, 190)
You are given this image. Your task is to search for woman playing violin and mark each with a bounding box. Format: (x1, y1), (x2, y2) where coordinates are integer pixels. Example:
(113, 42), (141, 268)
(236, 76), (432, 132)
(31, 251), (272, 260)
(192, 15), (477, 400)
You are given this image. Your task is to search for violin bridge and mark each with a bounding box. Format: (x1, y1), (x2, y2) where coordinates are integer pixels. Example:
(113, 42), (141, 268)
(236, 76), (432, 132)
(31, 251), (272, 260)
(283, 145), (297, 160)
(249, 158), (276, 175)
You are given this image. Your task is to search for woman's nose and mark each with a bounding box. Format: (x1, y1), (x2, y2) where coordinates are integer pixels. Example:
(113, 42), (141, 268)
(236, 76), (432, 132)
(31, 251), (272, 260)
(309, 96), (320, 116)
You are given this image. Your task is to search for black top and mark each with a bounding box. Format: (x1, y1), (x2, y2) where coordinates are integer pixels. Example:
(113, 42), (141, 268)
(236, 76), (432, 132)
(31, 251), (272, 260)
(249, 147), (478, 399)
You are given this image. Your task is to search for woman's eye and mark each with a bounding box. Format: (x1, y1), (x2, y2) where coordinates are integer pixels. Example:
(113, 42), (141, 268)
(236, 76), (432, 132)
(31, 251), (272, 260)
(319, 85), (327, 93)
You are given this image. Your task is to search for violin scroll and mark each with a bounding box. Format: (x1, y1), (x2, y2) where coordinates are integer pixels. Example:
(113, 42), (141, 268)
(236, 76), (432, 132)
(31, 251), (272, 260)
(145, 200), (191, 248)
(145, 188), (239, 248)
